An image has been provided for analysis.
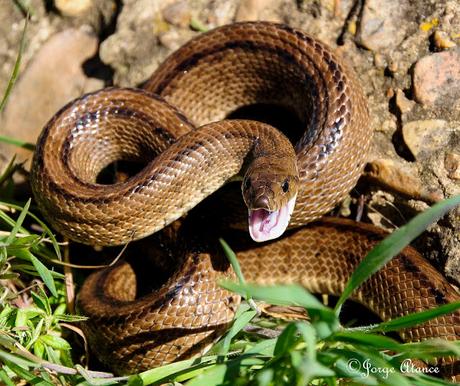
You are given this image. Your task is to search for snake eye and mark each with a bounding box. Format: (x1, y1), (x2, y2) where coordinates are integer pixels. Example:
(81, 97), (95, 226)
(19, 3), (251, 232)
(282, 179), (289, 193)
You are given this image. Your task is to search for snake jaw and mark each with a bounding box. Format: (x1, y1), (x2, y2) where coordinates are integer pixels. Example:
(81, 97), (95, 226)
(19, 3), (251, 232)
(248, 194), (297, 242)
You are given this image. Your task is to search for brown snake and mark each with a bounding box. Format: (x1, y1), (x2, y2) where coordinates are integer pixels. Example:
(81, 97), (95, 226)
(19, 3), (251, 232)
(30, 22), (459, 377)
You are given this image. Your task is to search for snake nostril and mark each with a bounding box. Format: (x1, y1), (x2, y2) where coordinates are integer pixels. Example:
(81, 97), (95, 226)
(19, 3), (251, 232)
(252, 195), (270, 210)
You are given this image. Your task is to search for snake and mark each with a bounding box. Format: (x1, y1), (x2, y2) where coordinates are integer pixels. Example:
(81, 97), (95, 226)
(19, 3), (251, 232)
(29, 22), (459, 377)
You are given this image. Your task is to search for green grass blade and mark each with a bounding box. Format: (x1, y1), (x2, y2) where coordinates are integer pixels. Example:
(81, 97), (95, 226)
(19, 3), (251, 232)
(0, 368), (16, 386)
(0, 16), (27, 112)
(0, 350), (37, 369)
(219, 282), (335, 322)
(5, 198), (31, 245)
(295, 321), (317, 360)
(244, 337), (277, 356)
(331, 331), (402, 351)
(371, 301), (460, 333)
(219, 238), (245, 284)
(185, 354), (266, 386)
(0, 155), (18, 186)
(0, 201), (61, 259)
(26, 250), (58, 297)
(136, 355), (218, 384)
(219, 308), (257, 355)
(190, 18), (209, 32)
(185, 364), (227, 386)
(274, 323), (297, 357)
(400, 339), (460, 358)
(0, 135), (35, 151)
(220, 238), (262, 311)
(5, 361), (54, 386)
(335, 195), (460, 312)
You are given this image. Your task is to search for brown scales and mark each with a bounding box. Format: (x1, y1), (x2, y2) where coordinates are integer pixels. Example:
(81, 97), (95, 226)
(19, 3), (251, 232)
(29, 22), (459, 378)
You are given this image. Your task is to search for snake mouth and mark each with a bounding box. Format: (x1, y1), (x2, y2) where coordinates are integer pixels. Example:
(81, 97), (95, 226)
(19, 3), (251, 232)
(248, 194), (297, 242)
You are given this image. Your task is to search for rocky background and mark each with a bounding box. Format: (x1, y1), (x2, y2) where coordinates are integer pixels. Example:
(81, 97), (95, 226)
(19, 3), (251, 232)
(0, 0), (459, 283)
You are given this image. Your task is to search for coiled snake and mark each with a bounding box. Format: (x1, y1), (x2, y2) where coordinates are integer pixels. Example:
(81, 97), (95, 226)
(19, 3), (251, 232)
(30, 22), (459, 377)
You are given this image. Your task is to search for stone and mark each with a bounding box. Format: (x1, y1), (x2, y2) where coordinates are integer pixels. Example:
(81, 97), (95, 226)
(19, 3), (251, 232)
(365, 159), (443, 202)
(99, 0), (168, 87)
(356, 0), (408, 51)
(412, 49), (460, 106)
(0, 28), (103, 168)
(54, 0), (93, 17)
(373, 52), (386, 68)
(433, 30), (456, 50)
(445, 152), (460, 180)
(402, 120), (452, 159)
(162, 1), (191, 28)
(395, 89), (415, 115)
(235, 0), (276, 22)
(387, 59), (398, 74)
(159, 29), (192, 51)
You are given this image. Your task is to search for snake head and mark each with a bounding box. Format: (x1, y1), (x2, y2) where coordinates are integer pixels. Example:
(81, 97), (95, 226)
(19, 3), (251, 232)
(242, 160), (299, 242)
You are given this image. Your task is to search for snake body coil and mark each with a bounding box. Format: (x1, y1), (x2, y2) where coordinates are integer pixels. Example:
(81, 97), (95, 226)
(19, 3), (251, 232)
(30, 22), (459, 377)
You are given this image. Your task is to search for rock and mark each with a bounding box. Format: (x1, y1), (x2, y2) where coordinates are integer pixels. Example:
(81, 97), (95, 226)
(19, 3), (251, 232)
(54, 0), (93, 17)
(395, 89), (415, 115)
(54, 0), (118, 34)
(0, 29), (103, 168)
(356, 0), (408, 51)
(412, 49), (460, 106)
(387, 59), (398, 74)
(235, 0), (276, 22)
(445, 152), (460, 180)
(433, 30), (456, 50)
(365, 159), (443, 203)
(159, 29), (192, 51)
(206, 0), (238, 26)
(366, 191), (402, 231)
(403, 120), (454, 159)
(373, 52), (386, 68)
(402, 120), (453, 160)
(99, 0), (169, 87)
(162, 1), (191, 28)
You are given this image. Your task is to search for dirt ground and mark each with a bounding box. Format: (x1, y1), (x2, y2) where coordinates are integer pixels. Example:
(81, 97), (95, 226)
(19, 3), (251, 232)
(0, 0), (459, 283)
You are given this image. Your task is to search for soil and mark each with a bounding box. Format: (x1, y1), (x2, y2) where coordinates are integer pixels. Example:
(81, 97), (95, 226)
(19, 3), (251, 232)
(0, 0), (459, 283)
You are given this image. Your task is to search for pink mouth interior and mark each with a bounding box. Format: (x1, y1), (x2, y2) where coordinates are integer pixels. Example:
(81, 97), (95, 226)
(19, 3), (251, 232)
(248, 195), (297, 242)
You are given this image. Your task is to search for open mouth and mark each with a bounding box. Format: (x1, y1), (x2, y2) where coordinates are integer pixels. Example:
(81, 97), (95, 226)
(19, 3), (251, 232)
(248, 195), (297, 242)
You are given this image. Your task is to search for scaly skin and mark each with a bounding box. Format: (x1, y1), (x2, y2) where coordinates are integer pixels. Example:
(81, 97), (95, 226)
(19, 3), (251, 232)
(29, 22), (458, 378)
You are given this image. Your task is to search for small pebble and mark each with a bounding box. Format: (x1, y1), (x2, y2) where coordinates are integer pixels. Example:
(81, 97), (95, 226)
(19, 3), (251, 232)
(445, 153), (460, 180)
(412, 49), (460, 106)
(356, 0), (407, 51)
(159, 30), (183, 51)
(162, 1), (191, 28)
(387, 59), (398, 73)
(395, 89), (415, 114)
(433, 30), (456, 50)
(235, 0), (275, 22)
(386, 88), (395, 98)
(373, 53), (386, 68)
(365, 160), (443, 202)
(402, 120), (449, 159)
(54, 0), (92, 17)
